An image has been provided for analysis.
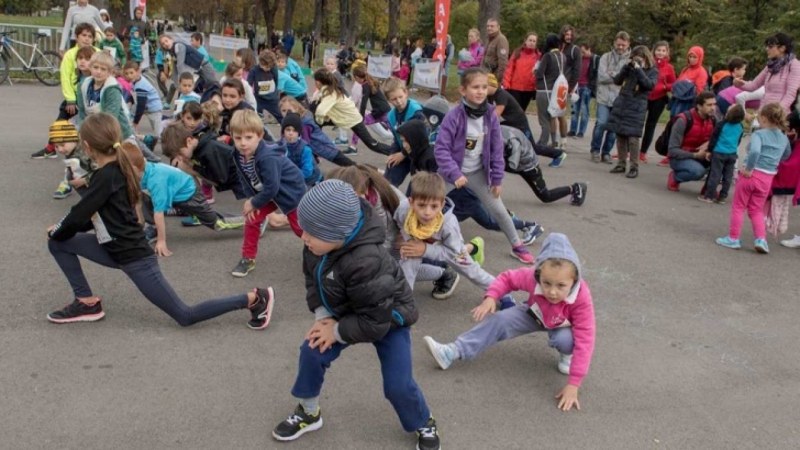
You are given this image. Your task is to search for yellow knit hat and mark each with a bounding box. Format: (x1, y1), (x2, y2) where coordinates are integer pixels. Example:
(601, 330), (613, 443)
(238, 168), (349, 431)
(487, 74), (499, 88)
(49, 120), (79, 144)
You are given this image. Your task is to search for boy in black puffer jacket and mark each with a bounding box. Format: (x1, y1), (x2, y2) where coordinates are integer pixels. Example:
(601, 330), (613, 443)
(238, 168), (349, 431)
(272, 180), (441, 450)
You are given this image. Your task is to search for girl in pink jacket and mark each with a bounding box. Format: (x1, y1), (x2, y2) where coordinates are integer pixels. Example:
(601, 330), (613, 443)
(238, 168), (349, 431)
(423, 233), (596, 411)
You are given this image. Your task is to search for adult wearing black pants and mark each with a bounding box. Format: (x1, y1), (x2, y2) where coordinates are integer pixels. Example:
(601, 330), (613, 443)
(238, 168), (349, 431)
(640, 41), (675, 163)
(503, 33), (540, 112)
(487, 74), (567, 167)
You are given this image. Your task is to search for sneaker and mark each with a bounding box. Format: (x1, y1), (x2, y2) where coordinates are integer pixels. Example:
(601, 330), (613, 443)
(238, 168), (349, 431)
(657, 156), (670, 167)
(342, 146), (358, 155)
(570, 182), (587, 206)
(609, 164), (626, 174)
(566, 131), (576, 137)
(697, 195), (714, 204)
(423, 336), (456, 370)
(432, 267), (460, 300)
(469, 236), (485, 266)
(780, 235), (800, 248)
(334, 138), (349, 145)
(181, 216), (201, 227)
(558, 353), (572, 375)
(576, 133), (584, 138)
(590, 152), (600, 163)
(625, 167), (639, 178)
(639, 153), (648, 164)
(715, 196), (727, 205)
(231, 258), (256, 277)
(53, 181), (74, 199)
(548, 152), (567, 168)
(47, 299), (105, 323)
(715, 236), (742, 249)
(667, 171), (680, 192)
(600, 154), (612, 164)
(511, 245), (535, 264)
(272, 404), (323, 441)
(754, 238), (769, 254)
(416, 417), (441, 450)
(214, 217), (245, 231)
(521, 223), (544, 246)
(31, 147), (58, 159)
(248, 287), (275, 330)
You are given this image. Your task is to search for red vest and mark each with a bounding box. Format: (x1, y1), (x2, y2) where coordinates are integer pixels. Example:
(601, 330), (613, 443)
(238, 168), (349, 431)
(681, 109), (714, 151)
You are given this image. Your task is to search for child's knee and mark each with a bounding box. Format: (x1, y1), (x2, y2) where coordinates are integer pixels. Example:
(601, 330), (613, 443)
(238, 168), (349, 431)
(548, 327), (574, 354)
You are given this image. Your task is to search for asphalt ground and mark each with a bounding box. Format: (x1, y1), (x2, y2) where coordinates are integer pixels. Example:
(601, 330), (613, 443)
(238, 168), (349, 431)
(1, 83), (799, 449)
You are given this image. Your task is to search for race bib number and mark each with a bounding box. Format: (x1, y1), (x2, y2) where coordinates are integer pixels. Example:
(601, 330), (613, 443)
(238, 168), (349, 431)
(257, 80), (276, 96)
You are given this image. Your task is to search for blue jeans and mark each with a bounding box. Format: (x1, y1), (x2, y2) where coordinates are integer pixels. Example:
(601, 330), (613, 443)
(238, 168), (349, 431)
(669, 158), (709, 184)
(48, 233), (248, 326)
(569, 86), (592, 136)
(590, 104), (616, 155)
(290, 327), (431, 432)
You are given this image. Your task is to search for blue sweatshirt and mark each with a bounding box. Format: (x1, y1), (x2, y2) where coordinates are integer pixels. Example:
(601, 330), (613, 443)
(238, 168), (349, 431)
(141, 162), (197, 213)
(710, 122), (744, 155)
(284, 138), (321, 186)
(281, 57), (308, 92)
(132, 76), (163, 124)
(746, 128), (792, 174)
(277, 70), (306, 99)
(232, 140), (306, 212)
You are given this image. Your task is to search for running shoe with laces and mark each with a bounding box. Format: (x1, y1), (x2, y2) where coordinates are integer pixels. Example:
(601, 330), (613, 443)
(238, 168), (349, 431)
(423, 336), (457, 370)
(780, 235), (800, 248)
(272, 404), (323, 441)
(248, 287), (275, 330)
(47, 299), (105, 324)
(31, 147), (58, 159)
(754, 238), (769, 254)
(558, 353), (572, 375)
(342, 146), (358, 155)
(431, 267), (460, 300)
(231, 258), (256, 277)
(214, 217), (245, 231)
(667, 171), (680, 192)
(469, 236), (485, 266)
(53, 181), (74, 199)
(521, 223), (544, 246)
(657, 156), (670, 167)
(181, 216), (202, 227)
(511, 245), (535, 264)
(570, 182), (587, 206)
(548, 152), (567, 168)
(416, 417), (441, 450)
(715, 236), (741, 249)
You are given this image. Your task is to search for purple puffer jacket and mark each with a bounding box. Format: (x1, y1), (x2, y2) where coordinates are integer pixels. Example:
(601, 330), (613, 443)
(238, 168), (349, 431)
(434, 103), (505, 187)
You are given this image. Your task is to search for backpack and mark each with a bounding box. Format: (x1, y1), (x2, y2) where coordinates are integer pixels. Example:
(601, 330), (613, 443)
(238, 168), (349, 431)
(668, 80), (697, 117)
(543, 53), (569, 117)
(654, 112), (693, 156)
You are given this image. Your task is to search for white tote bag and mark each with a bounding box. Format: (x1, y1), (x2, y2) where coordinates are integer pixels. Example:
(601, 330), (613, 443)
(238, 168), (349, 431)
(543, 53), (569, 117)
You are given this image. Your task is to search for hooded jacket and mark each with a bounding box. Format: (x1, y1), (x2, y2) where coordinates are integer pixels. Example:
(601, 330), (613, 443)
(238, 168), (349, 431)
(677, 46), (708, 95)
(485, 233), (595, 387)
(397, 119), (436, 174)
(649, 56), (676, 100)
(503, 47), (540, 92)
(458, 41), (484, 72)
(232, 139), (306, 211)
(304, 200), (418, 343)
(501, 125), (538, 173)
(596, 48), (630, 107)
(300, 112), (339, 162)
(284, 137), (322, 186)
(607, 64), (658, 137)
(77, 76), (134, 139)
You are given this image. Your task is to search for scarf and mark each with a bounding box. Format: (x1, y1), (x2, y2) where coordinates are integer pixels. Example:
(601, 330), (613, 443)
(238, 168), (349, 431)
(767, 53), (796, 75)
(404, 208), (444, 241)
(462, 98), (488, 119)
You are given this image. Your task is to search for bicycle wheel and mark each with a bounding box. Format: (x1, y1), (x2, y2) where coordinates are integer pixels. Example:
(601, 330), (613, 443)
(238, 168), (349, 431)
(0, 53), (9, 86)
(33, 50), (61, 86)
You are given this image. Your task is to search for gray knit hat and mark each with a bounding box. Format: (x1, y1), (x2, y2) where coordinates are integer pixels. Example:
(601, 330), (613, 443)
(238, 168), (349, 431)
(297, 179), (362, 243)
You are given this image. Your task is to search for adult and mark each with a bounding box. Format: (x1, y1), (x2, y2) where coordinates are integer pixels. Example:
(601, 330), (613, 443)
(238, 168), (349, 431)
(676, 46), (708, 97)
(99, 9), (113, 31)
(159, 34), (218, 89)
(590, 31), (630, 163)
(535, 34), (564, 148)
(557, 25), (582, 150)
(667, 92), (717, 191)
(282, 30), (295, 57)
(223, 24), (235, 37)
(606, 46), (658, 178)
(59, 0), (104, 53)
(482, 18), (510, 81)
(422, 37), (437, 59)
(401, 38), (414, 62)
(247, 25), (257, 51)
(270, 32), (281, 50)
(124, 7), (152, 69)
(735, 33), (800, 115)
(385, 36), (398, 55)
(503, 32), (540, 112)
(639, 41), (676, 162)
(569, 42), (599, 138)
(441, 35), (456, 93)
(457, 28), (484, 76)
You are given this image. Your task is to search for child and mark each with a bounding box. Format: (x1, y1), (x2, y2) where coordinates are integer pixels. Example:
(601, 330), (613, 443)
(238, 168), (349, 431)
(222, 61), (257, 109)
(200, 100), (222, 134)
(271, 180), (441, 450)
(434, 67), (534, 264)
(276, 50), (308, 94)
(50, 120), (94, 199)
(219, 78), (255, 141)
(77, 52), (135, 141)
(382, 76), (427, 185)
(423, 233), (596, 412)
(190, 32), (210, 62)
(716, 103), (792, 254)
(234, 47), (256, 80)
(278, 96), (354, 167)
(282, 113), (322, 187)
(247, 49), (284, 122)
(396, 58), (411, 83)
(699, 104), (745, 204)
(775, 112), (800, 248)
(711, 57), (747, 95)
(46, 113), (275, 330)
(323, 56), (349, 144)
(180, 101), (204, 132)
(128, 27), (143, 64)
(311, 69), (391, 156)
(159, 34), (218, 89)
(348, 65), (392, 154)
(122, 61), (163, 137)
(173, 72), (202, 117)
(229, 109), (306, 277)
(99, 27), (126, 66)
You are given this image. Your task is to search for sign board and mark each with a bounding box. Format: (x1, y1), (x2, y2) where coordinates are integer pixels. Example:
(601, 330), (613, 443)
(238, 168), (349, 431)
(208, 34), (249, 51)
(367, 54), (393, 79)
(412, 59), (442, 91)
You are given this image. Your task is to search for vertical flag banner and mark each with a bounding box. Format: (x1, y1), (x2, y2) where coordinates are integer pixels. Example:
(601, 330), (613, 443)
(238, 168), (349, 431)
(432, 0), (451, 62)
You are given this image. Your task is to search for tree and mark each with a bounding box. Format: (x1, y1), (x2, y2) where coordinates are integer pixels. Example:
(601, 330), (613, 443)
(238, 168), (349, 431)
(337, 0), (360, 46)
(388, 0), (401, 42)
(283, 0), (296, 34)
(477, 0), (501, 40)
(260, 0), (279, 42)
(312, 0), (325, 38)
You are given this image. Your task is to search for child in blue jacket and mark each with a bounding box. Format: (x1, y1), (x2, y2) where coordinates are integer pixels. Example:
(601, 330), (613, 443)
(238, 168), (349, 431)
(282, 113), (322, 187)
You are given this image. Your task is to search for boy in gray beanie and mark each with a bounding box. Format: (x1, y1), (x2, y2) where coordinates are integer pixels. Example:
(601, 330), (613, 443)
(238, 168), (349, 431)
(273, 179), (441, 450)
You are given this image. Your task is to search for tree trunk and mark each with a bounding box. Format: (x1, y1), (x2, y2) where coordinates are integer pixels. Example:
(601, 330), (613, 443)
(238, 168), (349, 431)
(283, 0), (297, 34)
(312, 0), (325, 38)
(338, 0), (349, 45)
(347, 0), (360, 47)
(260, 0), (279, 43)
(388, 0), (400, 42)
(477, 0), (501, 41)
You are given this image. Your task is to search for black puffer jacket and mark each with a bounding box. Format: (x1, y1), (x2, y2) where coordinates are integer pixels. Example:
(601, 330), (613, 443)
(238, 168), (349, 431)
(302, 200), (418, 343)
(607, 64), (658, 137)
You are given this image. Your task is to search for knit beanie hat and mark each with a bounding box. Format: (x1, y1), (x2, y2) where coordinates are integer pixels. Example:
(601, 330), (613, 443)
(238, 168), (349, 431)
(298, 179), (362, 243)
(487, 74), (499, 88)
(49, 120), (79, 144)
(281, 112), (304, 135)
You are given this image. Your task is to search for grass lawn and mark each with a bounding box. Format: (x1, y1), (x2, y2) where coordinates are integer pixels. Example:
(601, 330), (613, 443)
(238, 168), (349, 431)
(0, 14), (63, 28)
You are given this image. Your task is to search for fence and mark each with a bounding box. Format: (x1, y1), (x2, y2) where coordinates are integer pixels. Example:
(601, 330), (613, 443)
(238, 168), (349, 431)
(0, 23), (63, 59)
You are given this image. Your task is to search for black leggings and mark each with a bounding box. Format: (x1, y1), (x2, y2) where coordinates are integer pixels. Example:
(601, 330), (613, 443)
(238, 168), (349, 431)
(521, 126), (563, 160)
(517, 166), (572, 203)
(508, 89), (536, 112)
(640, 96), (668, 154)
(350, 122), (392, 155)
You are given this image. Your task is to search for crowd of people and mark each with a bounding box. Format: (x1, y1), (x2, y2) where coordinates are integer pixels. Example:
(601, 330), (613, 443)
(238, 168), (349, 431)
(27, 6), (800, 449)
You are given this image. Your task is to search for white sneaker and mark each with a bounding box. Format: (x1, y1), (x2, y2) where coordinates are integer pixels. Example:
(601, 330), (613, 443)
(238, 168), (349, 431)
(780, 235), (800, 248)
(423, 336), (457, 370)
(557, 353), (572, 375)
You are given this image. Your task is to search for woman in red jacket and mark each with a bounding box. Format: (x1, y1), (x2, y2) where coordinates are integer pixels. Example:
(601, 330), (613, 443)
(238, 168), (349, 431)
(639, 41), (676, 163)
(503, 33), (540, 112)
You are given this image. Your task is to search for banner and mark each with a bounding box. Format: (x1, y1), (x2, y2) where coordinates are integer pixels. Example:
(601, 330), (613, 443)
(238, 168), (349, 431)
(130, 0), (146, 20)
(432, 0), (451, 61)
(413, 59), (442, 91)
(208, 34), (249, 51)
(367, 54), (393, 79)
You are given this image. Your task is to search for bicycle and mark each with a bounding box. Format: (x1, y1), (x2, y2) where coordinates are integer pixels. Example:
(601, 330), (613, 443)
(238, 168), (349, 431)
(0, 30), (62, 86)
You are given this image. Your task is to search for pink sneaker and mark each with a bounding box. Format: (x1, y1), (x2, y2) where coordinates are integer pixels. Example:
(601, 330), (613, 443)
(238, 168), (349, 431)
(511, 245), (535, 265)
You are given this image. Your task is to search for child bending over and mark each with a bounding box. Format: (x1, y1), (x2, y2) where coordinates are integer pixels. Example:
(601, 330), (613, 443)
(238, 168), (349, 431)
(281, 113), (322, 188)
(50, 120), (94, 200)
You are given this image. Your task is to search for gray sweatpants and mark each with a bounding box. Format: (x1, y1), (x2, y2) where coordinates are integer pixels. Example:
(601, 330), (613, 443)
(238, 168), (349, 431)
(454, 304), (574, 360)
(448, 169), (520, 247)
(536, 91), (556, 146)
(401, 254), (495, 291)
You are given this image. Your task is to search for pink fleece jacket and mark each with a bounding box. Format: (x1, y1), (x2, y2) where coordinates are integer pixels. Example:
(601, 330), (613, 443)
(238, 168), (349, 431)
(486, 267), (596, 387)
(741, 59), (800, 114)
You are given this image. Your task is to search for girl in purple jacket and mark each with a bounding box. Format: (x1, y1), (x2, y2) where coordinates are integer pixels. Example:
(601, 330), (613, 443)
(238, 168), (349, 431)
(434, 68), (534, 264)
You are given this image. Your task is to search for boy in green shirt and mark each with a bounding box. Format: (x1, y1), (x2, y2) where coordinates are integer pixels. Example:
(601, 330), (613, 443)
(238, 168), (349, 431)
(99, 27), (126, 66)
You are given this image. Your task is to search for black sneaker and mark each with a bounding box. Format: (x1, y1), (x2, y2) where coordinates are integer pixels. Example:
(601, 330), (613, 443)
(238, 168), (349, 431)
(31, 147), (58, 159)
(342, 146), (358, 155)
(272, 404), (323, 441)
(248, 287), (275, 330)
(570, 182), (587, 206)
(231, 258), (256, 278)
(416, 417), (441, 450)
(47, 299), (105, 324)
(431, 267), (459, 300)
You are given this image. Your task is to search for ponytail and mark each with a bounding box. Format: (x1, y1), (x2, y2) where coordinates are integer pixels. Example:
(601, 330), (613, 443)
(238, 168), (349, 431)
(313, 68), (346, 99)
(115, 142), (141, 207)
(352, 65), (379, 93)
(80, 113), (141, 207)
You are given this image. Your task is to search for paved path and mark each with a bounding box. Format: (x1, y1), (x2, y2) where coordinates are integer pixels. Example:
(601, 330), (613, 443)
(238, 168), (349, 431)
(1, 84), (798, 449)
